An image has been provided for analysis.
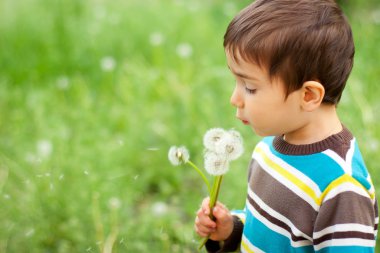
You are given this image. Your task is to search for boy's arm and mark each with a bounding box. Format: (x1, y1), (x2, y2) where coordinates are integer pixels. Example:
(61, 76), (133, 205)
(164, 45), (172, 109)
(313, 178), (378, 253)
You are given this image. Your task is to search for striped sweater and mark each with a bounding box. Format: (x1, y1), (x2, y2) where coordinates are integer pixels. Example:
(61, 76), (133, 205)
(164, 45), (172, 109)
(206, 127), (378, 252)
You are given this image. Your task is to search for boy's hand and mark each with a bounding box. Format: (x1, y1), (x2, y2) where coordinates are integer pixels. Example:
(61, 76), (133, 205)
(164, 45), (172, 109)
(194, 197), (234, 241)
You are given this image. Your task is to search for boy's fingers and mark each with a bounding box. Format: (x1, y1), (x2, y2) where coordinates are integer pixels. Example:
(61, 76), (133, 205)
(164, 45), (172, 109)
(196, 211), (216, 228)
(212, 206), (230, 223)
(201, 197), (210, 215)
(194, 217), (216, 237)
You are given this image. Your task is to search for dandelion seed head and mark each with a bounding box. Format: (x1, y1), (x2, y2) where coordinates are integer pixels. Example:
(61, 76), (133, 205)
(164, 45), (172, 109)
(149, 32), (165, 46)
(100, 56), (116, 72)
(215, 132), (244, 161)
(176, 43), (193, 58)
(203, 128), (227, 151)
(37, 139), (53, 159)
(168, 146), (190, 165)
(204, 151), (229, 176)
(152, 201), (168, 217)
(108, 197), (121, 210)
(56, 76), (70, 90)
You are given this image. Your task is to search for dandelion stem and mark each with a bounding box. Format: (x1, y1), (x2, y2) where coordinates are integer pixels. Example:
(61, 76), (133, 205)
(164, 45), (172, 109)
(198, 175), (223, 250)
(186, 160), (211, 193)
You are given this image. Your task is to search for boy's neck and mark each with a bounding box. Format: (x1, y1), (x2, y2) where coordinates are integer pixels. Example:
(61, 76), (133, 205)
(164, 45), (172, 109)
(283, 104), (342, 145)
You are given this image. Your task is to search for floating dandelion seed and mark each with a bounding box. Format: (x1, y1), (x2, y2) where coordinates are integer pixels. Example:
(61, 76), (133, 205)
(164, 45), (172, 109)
(25, 228), (35, 237)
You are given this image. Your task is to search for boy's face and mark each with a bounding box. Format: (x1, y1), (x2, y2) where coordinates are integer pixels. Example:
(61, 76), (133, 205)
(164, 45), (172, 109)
(226, 50), (305, 137)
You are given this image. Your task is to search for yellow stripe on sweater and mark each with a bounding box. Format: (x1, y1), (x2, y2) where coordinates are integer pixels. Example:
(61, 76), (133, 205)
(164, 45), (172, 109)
(256, 147), (321, 206)
(320, 174), (375, 201)
(242, 239), (255, 253)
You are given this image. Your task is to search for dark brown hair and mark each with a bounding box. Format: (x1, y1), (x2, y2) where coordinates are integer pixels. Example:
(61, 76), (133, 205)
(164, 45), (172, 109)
(224, 0), (355, 104)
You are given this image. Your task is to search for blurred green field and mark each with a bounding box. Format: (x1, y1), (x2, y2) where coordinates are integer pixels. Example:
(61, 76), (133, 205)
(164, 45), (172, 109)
(0, 0), (379, 252)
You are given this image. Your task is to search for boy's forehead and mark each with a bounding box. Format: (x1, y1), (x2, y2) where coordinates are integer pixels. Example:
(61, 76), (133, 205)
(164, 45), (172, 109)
(225, 49), (264, 74)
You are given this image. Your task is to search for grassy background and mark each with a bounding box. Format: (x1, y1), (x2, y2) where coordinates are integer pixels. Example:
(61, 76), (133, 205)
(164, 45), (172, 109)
(0, 0), (379, 252)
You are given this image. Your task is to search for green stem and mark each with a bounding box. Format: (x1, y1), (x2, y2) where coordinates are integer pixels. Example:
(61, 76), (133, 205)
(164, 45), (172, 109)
(186, 160), (211, 193)
(198, 175), (223, 251)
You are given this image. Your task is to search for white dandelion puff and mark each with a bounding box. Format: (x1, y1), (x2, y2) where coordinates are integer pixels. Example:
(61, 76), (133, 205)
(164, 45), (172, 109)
(215, 131), (244, 161)
(152, 201), (168, 217)
(100, 56), (116, 72)
(108, 197), (121, 210)
(203, 128), (227, 152)
(168, 146), (190, 165)
(37, 139), (53, 159)
(176, 43), (193, 58)
(204, 151), (229, 176)
(56, 76), (70, 90)
(149, 32), (165, 46)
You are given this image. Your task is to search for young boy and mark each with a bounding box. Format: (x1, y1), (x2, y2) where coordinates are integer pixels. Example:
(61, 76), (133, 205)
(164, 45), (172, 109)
(194, 0), (378, 252)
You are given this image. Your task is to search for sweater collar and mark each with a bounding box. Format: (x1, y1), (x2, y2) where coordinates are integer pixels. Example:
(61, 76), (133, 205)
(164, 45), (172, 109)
(273, 125), (353, 155)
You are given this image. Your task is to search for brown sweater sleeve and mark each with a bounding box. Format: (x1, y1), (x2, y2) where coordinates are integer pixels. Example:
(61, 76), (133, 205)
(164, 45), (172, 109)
(205, 215), (244, 252)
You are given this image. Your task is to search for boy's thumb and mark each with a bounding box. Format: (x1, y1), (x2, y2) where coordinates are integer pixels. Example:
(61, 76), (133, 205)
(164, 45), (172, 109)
(212, 206), (224, 220)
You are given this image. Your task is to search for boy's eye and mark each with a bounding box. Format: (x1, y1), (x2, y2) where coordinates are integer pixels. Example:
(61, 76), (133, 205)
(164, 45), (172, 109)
(245, 87), (257, 94)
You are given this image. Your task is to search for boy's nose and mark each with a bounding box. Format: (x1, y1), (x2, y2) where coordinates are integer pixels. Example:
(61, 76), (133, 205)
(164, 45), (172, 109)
(230, 87), (244, 108)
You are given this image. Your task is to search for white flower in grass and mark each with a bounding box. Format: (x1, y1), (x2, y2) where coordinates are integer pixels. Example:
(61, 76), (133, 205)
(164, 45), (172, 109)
(149, 32), (165, 46)
(168, 146), (190, 165)
(100, 56), (116, 72)
(203, 128), (227, 152)
(204, 151), (229, 176)
(176, 43), (193, 58)
(152, 201), (168, 217)
(37, 139), (53, 159)
(108, 197), (121, 210)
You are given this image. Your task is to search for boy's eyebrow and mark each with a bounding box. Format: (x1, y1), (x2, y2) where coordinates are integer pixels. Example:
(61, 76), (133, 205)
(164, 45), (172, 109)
(228, 65), (258, 81)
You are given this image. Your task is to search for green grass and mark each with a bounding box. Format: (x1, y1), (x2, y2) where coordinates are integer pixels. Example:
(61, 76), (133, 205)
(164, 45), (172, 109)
(0, 0), (379, 252)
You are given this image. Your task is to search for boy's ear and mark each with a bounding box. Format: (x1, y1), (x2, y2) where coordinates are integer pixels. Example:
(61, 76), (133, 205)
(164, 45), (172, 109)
(300, 81), (325, 111)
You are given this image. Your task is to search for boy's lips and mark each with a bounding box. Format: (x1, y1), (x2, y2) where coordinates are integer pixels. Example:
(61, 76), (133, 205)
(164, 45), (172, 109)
(237, 116), (249, 125)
